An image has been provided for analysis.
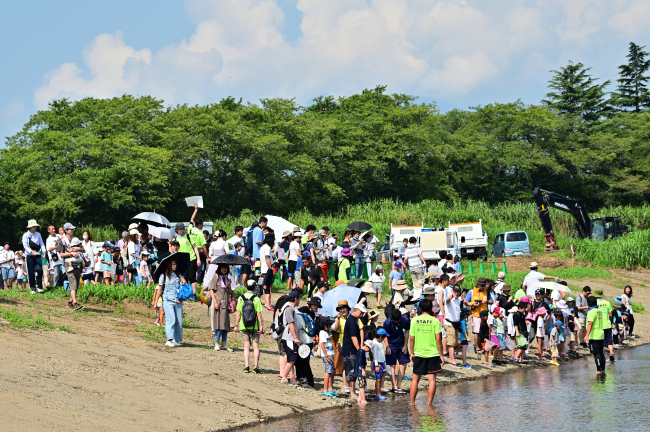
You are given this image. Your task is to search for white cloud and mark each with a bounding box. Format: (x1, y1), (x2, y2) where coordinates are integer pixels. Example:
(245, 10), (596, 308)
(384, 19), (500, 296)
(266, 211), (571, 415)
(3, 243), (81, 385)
(34, 0), (650, 109)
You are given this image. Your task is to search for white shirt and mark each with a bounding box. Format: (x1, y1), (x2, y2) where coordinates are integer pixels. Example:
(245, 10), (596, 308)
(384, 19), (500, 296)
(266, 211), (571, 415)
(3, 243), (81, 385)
(46, 236), (63, 266)
(288, 240), (300, 262)
(82, 240), (96, 273)
(550, 289), (562, 306)
(0, 250), (14, 268)
(524, 270), (545, 297)
(444, 296), (461, 324)
(366, 339), (386, 365)
(210, 239), (228, 257)
(319, 330), (334, 356)
(259, 244), (272, 273)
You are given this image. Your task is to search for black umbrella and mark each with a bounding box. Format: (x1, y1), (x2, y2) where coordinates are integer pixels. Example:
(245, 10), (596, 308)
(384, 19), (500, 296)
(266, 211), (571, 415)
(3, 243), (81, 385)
(211, 254), (250, 266)
(132, 212), (172, 228)
(347, 279), (367, 288)
(347, 221), (372, 231)
(152, 252), (191, 285)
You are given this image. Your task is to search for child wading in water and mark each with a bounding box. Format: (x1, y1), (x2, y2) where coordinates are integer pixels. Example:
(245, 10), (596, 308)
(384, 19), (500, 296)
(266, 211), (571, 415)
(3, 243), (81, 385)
(319, 317), (338, 397)
(368, 265), (386, 308)
(365, 328), (388, 401)
(549, 320), (563, 366)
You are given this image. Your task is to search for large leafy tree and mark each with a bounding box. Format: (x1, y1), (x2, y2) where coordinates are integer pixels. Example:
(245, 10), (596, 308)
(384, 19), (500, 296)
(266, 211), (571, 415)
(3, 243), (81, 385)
(542, 61), (611, 123)
(612, 42), (650, 113)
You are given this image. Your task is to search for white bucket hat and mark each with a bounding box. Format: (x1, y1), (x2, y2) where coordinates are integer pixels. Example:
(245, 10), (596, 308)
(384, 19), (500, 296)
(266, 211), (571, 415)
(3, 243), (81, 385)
(26, 219), (40, 229)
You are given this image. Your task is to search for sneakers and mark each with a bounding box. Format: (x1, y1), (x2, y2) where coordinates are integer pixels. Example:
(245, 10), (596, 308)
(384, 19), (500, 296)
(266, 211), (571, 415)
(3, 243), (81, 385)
(549, 361), (559, 366)
(244, 367), (250, 373)
(253, 368), (261, 374)
(37, 288), (44, 293)
(402, 375), (412, 381)
(374, 395), (388, 401)
(463, 363), (472, 369)
(224, 346), (233, 352)
(31, 290), (36, 295)
(377, 304), (382, 309)
(172, 340), (181, 347)
(165, 340), (175, 348)
(343, 387), (350, 393)
(67, 302), (74, 309)
(451, 363), (463, 368)
(74, 303), (84, 310)
(484, 363), (493, 367)
(214, 345), (221, 351)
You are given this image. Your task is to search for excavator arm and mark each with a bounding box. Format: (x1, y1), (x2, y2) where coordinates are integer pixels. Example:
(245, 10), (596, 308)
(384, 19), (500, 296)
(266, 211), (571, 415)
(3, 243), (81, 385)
(533, 188), (592, 249)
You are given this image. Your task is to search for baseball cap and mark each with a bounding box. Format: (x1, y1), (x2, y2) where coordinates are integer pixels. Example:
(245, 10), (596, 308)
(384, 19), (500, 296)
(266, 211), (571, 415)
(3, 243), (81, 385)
(399, 307), (409, 315)
(288, 290), (301, 300)
(175, 222), (185, 230)
(554, 320), (563, 327)
(102, 241), (113, 248)
(320, 317), (334, 328)
(452, 285), (461, 292)
(170, 239), (180, 246)
(354, 303), (367, 313)
(63, 222), (76, 231)
(376, 328), (388, 336)
(535, 289), (542, 295)
(393, 261), (403, 267)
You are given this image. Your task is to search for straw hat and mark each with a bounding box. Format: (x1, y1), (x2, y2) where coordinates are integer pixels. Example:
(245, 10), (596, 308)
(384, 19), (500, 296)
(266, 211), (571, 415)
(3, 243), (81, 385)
(530, 262), (538, 268)
(336, 300), (350, 311)
(26, 219), (40, 229)
(394, 280), (408, 292)
(282, 230), (291, 238)
(367, 310), (379, 320)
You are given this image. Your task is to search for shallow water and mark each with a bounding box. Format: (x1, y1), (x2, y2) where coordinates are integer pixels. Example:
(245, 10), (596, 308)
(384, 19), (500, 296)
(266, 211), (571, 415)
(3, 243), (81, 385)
(245, 345), (650, 432)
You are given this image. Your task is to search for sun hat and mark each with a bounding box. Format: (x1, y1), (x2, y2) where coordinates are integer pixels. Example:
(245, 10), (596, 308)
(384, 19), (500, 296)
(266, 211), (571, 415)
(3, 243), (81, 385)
(530, 262), (538, 268)
(282, 230), (291, 238)
(307, 298), (322, 307)
(566, 296), (575, 302)
(394, 280), (408, 292)
(508, 306), (518, 313)
(319, 229), (326, 236)
(334, 280), (346, 287)
(399, 307), (409, 315)
(613, 300), (622, 308)
(336, 300), (350, 311)
(554, 320), (562, 327)
(376, 328), (388, 336)
(525, 312), (534, 320)
(476, 277), (487, 285)
(63, 222), (76, 231)
(26, 219), (40, 229)
(593, 289), (604, 298)
(254, 261), (261, 268)
(519, 296), (530, 303)
(69, 238), (82, 247)
(307, 234), (317, 241)
(361, 282), (375, 294)
(340, 248), (352, 257)
(128, 223), (139, 230)
(425, 271), (433, 279)
(175, 222), (185, 230)
(354, 303), (367, 313)
(497, 271), (506, 279)
(557, 300), (567, 309)
(129, 229), (139, 235)
(423, 286), (436, 295)
(367, 310), (379, 320)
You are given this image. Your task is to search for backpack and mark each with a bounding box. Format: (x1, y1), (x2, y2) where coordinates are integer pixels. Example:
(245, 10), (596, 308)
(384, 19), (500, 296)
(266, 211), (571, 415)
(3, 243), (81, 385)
(245, 222), (259, 258)
(242, 293), (258, 329)
(271, 303), (290, 340)
(384, 293), (396, 318)
(296, 311), (316, 337)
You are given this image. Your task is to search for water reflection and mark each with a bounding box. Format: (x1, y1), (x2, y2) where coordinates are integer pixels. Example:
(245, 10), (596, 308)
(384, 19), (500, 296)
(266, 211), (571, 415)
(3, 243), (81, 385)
(245, 345), (650, 432)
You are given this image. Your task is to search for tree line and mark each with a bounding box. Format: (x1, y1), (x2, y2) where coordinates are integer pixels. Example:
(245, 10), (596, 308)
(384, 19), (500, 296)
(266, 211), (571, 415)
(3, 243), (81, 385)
(1, 42), (649, 242)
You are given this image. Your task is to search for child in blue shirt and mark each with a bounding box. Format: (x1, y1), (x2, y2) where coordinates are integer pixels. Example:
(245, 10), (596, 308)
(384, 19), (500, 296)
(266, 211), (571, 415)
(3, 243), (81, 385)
(100, 242), (113, 285)
(388, 262), (404, 294)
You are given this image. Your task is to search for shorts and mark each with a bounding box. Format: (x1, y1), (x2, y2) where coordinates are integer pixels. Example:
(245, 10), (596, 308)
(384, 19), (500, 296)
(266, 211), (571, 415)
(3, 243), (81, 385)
(323, 357), (335, 374)
(445, 325), (459, 347)
(81, 272), (94, 282)
(343, 354), (357, 382)
(67, 268), (82, 292)
(472, 317), (482, 334)
(413, 356), (442, 376)
(263, 269), (274, 294)
(1, 267), (15, 280)
(240, 329), (260, 343)
(516, 335), (528, 349)
(372, 282), (383, 293)
(282, 340), (298, 362)
(357, 373), (367, 389)
(277, 339), (286, 356)
(183, 259), (198, 284)
(288, 260), (297, 277)
(461, 340), (468, 346)
(578, 317), (586, 327)
(603, 328), (613, 346)
(385, 346), (411, 365)
(157, 300), (163, 308)
(536, 326), (545, 338)
(550, 345), (558, 358)
(375, 362), (385, 379)
(497, 334), (507, 350)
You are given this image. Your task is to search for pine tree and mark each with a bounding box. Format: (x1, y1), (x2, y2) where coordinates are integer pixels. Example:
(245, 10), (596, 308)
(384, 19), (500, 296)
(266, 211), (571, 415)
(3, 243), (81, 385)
(542, 61), (611, 123)
(612, 42), (650, 113)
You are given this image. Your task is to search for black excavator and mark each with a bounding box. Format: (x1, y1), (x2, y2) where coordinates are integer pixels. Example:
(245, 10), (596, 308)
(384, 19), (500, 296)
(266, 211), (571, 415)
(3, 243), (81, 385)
(533, 188), (628, 251)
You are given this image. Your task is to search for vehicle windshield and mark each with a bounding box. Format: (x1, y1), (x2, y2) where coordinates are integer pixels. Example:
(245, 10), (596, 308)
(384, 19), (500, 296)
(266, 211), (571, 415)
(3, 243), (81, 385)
(506, 232), (527, 242)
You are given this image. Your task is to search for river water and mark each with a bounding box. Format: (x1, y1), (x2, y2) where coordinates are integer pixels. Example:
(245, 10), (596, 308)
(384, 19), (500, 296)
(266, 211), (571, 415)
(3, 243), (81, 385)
(245, 345), (649, 432)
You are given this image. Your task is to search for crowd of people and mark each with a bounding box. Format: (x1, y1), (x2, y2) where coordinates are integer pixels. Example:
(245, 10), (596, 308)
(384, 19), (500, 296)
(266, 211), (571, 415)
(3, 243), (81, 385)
(1, 214), (639, 405)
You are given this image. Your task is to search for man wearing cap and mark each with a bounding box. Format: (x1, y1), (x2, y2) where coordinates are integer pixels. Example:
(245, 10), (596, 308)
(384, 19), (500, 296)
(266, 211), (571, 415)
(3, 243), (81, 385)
(576, 286), (591, 348)
(409, 298), (444, 406)
(464, 277), (489, 353)
(584, 295), (606, 374)
(22, 219), (46, 294)
(594, 289), (615, 362)
(383, 307), (411, 393)
(444, 285), (463, 367)
(494, 271), (506, 294)
(523, 262), (559, 297)
(404, 237), (426, 291)
(279, 290), (301, 385)
(332, 300), (351, 386)
(342, 303), (366, 397)
(188, 203), (209, 284)
(299, 255), (324, 297)
(0, 241), (15, 290)
(295, 297), (321, 387)
(173, 222), (202, 298)
(57, 223), (85, 309)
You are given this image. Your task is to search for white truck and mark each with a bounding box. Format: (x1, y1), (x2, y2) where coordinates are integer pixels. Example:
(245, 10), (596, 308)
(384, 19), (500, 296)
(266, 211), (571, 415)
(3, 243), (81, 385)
(446, 220), (488, 260)
(389, 224), (461, 264)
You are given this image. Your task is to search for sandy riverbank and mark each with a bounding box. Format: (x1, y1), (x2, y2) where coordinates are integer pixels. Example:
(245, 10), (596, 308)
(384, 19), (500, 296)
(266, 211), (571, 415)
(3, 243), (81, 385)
(1, 260), (649, 431)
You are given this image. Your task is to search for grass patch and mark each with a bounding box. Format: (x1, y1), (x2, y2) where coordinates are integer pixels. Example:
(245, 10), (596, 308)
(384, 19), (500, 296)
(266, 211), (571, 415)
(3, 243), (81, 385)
(1, 309), (55, 331)
(59, 325), (72, 333)
(134, 323), (165, 341)
(631, 302), (645, 314)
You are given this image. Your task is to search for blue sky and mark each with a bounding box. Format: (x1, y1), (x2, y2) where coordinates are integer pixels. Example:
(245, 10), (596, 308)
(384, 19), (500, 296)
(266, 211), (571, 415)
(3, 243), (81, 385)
(2, 0), (649, 143)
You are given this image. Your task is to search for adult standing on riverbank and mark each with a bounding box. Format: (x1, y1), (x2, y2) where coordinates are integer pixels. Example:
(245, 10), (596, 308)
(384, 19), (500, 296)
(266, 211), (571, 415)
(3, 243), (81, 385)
(622, 286), (635, 338)
(157, 258), (186, 347)
(465, 277), (488, 355)
(523, 262), (559, 297)
(409, 298), (444, 406)
(404, 237), (426, 291)
(209, 264), (235, 351)
(22, 219), (45, 294)
(46, 225), (63, 288)
(173, 222), (201, 299)
(383, 308), (410, 394)
(576, 286), (591, 347)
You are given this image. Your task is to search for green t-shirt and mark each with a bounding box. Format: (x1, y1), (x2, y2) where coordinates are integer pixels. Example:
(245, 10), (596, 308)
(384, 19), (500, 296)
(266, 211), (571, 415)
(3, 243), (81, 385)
(338, 259), (350, 280)
(597, 298), (612, 317)
(174, 232), (197, 260)
(586, 307), (605, 340)
(514, 289), (526, 303)
(410, 314), (442, 358)
(236, 292), (263, 330)
(188, 223), (206, 249)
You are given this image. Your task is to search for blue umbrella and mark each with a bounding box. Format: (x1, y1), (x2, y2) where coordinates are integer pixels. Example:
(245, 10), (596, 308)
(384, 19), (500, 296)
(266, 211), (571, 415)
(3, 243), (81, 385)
(318, 285), (362, 317)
